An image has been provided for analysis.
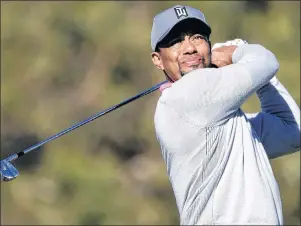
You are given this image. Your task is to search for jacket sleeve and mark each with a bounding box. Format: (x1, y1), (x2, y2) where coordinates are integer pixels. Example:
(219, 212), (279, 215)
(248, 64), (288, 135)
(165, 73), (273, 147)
(246, 76), (300, 159)
(159, 44), (280, 128)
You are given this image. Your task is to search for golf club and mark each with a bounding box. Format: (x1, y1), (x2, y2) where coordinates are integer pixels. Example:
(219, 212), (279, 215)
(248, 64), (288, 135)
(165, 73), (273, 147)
(1, 80), (168, 182)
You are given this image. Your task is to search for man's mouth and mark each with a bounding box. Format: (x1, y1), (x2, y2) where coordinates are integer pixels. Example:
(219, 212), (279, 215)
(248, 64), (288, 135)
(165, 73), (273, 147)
(181, 57), (204, 67)
(178, 57), (205, 77)
(184, 59), (201, 66)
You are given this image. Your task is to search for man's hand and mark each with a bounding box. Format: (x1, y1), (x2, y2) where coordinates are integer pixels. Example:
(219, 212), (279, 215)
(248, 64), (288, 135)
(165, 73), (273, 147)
(211, 39), (248, 68)
(211, 45), (237, 68)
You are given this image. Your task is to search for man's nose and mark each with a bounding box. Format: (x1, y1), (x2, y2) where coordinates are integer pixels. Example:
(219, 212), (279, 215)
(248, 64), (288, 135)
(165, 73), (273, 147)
(182, 37), (197, 54)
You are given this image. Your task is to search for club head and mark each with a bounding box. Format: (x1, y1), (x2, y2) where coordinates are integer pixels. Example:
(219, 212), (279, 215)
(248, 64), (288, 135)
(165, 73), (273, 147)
(1, 160), (19, 182)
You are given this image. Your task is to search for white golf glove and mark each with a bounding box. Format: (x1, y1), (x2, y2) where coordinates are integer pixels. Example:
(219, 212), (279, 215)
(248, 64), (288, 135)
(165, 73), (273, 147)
(212, 38), (248, 50)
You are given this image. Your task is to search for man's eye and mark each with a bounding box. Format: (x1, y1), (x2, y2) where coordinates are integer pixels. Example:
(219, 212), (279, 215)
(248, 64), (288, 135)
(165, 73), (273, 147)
(194, 35), (205, 40)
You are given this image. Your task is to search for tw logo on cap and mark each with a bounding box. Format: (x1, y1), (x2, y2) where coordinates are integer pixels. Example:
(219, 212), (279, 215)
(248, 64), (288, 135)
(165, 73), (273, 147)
(174, 6), (188, 19)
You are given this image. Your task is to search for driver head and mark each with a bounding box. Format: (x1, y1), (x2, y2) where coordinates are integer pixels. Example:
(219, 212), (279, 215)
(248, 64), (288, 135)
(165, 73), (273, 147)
(1, 160), (19, 182)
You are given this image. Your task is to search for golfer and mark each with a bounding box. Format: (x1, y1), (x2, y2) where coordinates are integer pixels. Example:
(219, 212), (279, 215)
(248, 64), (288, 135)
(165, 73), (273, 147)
(151, 5), (300, 225)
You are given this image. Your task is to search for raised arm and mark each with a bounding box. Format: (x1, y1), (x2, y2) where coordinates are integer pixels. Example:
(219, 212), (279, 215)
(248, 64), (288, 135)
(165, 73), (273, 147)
(246, 76), (300, 159)
(159, 44), (279, 127)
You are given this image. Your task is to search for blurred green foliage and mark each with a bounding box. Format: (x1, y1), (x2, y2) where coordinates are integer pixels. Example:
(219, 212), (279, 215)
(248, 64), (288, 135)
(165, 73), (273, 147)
(1, 1), (300, 225)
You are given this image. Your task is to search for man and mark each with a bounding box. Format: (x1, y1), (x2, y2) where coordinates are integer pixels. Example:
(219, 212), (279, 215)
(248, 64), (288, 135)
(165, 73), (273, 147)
(151, 5), (300, 225)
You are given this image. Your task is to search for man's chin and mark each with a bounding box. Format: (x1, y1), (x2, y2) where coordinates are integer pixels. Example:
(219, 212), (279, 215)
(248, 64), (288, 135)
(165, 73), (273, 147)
(180, 65), (203, 76)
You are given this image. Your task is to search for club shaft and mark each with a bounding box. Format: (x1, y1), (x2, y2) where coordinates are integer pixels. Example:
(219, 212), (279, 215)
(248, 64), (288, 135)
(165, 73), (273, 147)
(5, 81), (168, 162)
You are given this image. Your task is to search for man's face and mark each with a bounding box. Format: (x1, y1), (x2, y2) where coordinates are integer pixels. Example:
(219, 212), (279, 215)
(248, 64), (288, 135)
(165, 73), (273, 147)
(152, 19), (211, 82)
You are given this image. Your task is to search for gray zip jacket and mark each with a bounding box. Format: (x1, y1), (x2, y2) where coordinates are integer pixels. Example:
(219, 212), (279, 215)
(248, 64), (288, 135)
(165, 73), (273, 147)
(154, 44), (300, 225)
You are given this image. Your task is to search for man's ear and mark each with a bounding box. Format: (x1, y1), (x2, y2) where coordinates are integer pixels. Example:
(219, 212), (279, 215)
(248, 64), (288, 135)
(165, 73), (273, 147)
(151, 52), (164, 71)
